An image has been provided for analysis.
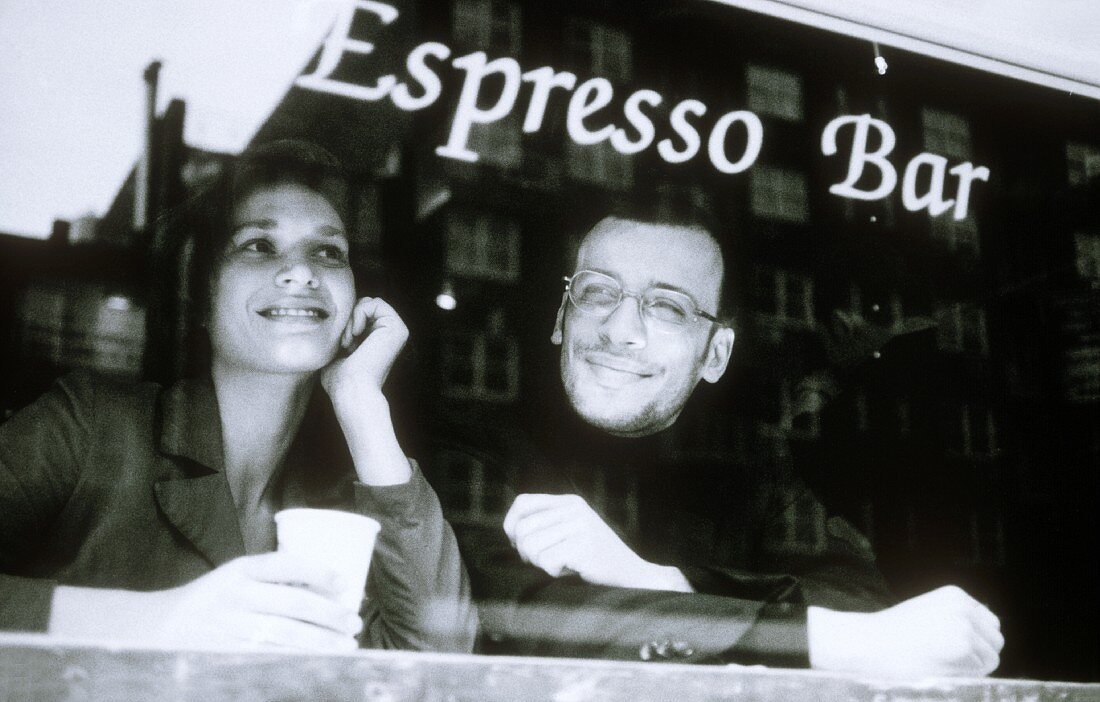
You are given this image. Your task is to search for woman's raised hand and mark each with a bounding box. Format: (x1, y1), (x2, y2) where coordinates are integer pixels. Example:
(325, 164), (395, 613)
(321, 297), (409, 405)
(319, 296), (413, 486)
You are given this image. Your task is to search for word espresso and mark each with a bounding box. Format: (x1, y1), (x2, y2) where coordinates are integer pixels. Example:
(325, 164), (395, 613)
(297, 0), (990, 221)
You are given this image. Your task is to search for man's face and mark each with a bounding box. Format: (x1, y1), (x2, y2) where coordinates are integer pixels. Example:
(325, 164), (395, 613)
(552, 218), (734, 437)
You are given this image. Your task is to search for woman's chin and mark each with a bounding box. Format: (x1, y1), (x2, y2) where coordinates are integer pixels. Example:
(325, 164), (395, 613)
(249, 340), (338, 375)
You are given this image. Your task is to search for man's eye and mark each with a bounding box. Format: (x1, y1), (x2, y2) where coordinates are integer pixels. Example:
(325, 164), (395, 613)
(578, 284), (619, 305)
(647, 296), (690, 322)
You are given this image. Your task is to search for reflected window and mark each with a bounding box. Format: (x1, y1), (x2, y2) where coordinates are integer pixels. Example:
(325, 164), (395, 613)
(452, 0), (522, 53)
(754, 268), (815, 327)
(446, 209), (521, 282)
(1073, 231), (1100, 285)
(935, 302), (988, 356)
(930, 212), (980, 256)
(921, 108), (972, 160)
(442, 310), (520, 402)
(566, 19), (631, 82)
(468, 113), (523, 170)
(746, 65), (803, 121)
(16, 281), (145, 377)
(566, 139), (632, 190)
(430, 450), (511, 525)
(944, 402), (997, 457)
(750, 166), (809, 223)
(1066, 142), (1100, 186)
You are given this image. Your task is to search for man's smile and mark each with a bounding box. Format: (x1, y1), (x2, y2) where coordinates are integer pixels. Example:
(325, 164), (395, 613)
(583, 351), (657, 386)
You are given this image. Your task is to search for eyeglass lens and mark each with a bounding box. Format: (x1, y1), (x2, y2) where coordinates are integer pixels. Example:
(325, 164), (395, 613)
(569, 271), (697, 326)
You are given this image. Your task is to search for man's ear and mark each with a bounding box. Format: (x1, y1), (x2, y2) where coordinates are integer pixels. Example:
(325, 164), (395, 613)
(701, 326), (735, 384)
(551, 293), (567, 345)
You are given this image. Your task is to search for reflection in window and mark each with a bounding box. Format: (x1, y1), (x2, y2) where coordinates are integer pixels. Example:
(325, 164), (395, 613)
(921, 108), (972, 160)
(930, 212), (980, 256)
(746, 65), (803, 121)
(750, 166), (809, 223)
(754, 268), (815, 327)
(1063, 347), (1100, 404)
(446, 209), (521, 282)
(966, 511), (1006, 566)
(935, 302), (988, 356)
(352, 182), (382, 251)
(442, 310), (520, 403)
(566, 139), (632, 190)
(467, 113), (523, 170)
(566, 19), (632, 82)
(452, 0), (522, 53)
(430, 449), (510, 526)
(1066, 142), (1100, 186)
(16, 282), (145, 376)
(849, 283), (903, 329)
(1073, 231), (1100, 285)
(944, 402), (997, 457)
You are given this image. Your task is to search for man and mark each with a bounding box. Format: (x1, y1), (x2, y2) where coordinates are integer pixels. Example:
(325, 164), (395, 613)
(463, 212), (1003, 677)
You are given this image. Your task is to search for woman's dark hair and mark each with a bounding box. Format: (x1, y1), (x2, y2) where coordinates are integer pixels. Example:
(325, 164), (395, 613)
(158, 139), (351, 378)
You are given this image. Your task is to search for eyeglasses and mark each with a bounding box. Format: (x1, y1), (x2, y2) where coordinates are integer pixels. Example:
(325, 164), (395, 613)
(563, 270), (720, 332)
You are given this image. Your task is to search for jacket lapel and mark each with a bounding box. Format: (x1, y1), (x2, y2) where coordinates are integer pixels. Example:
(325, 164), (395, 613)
(153, 377), (246, 567)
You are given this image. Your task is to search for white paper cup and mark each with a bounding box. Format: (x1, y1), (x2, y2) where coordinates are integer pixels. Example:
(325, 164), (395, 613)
(274, 508), (381, 611)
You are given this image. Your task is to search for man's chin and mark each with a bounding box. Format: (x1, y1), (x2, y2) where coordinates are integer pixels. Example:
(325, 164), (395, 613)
(567, 390), (664, 437)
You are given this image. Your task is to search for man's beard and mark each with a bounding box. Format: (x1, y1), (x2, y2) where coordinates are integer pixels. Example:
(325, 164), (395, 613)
(560, 344), (704, 438)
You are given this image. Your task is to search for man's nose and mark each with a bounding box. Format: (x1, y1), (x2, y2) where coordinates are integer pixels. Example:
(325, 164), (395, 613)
(600, 295), (647, 348)
(275, 258), (319, 289)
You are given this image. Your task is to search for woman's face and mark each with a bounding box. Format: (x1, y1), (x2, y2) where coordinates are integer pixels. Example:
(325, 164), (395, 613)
(208, 182), (356, 375)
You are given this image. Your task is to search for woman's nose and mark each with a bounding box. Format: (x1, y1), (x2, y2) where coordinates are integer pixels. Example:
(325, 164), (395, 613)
(275, 260), (319, 289)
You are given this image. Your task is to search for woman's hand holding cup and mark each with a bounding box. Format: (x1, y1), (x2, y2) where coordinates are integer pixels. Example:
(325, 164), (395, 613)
(148, 552), (362, 651)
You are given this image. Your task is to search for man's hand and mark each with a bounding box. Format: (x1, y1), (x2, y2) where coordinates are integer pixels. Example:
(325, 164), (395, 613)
(808, 585), (1004, 678)
(150, 552), (363, 650)
(503, 493), (692, 592)
(322, 297), (409, 405)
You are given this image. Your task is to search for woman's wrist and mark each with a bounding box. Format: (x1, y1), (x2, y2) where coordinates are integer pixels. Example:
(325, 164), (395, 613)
(50, 585), (166, 642)
(331, 390), (411, 486)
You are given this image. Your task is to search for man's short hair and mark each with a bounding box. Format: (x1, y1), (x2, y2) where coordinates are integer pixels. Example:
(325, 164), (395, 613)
(567, 188), (740, 326)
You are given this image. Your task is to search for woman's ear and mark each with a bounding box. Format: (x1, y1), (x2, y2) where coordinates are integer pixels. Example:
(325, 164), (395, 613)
(702, 326), (735, 384)
(551, 293), (567, 345)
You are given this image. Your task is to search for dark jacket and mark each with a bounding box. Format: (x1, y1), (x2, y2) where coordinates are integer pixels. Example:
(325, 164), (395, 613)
(456, 408), (892, 666)
(0, 372), (476, 652)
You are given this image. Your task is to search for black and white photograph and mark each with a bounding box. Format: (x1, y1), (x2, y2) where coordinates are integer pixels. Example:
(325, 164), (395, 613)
(0, 1), (1098, 699)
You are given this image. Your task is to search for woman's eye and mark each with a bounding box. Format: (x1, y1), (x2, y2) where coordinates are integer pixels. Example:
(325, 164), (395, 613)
(315, 245), (349, 262)
(241, 238), (275, 254)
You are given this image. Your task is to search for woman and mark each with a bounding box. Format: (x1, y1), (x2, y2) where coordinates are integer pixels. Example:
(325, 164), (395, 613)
(0, 141), (476, 652)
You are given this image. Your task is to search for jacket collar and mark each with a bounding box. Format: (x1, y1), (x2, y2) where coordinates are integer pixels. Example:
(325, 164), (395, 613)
(151, 375), (355, 567)
(157, 375), (225, 473)
(153, 375), (243, 565)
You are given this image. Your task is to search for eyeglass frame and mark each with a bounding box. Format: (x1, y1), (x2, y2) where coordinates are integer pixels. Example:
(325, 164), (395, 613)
(562, 270), (721, 329)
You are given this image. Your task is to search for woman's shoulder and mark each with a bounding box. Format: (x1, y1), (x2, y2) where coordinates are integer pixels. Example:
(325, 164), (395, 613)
(20, 371), (164, 427)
